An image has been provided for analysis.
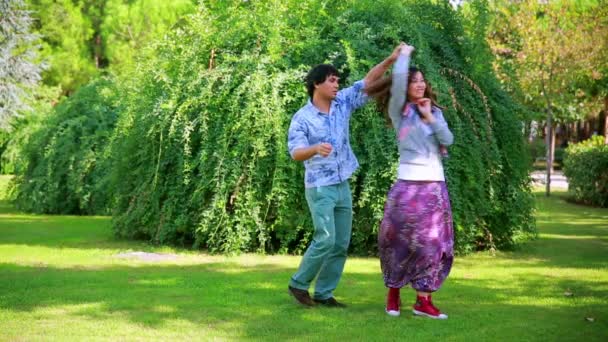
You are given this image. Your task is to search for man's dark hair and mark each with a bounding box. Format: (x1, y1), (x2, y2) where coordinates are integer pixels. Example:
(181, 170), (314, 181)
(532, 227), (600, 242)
(305, 64), (340, 98)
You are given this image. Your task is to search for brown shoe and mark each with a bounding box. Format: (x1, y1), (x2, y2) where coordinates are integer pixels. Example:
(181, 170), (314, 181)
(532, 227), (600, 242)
(288, 286), (315, 307)
(313, 297), (347, 308)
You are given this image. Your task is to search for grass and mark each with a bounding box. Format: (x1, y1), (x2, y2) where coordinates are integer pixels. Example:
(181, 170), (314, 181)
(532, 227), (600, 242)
(0, 174), (607, 341)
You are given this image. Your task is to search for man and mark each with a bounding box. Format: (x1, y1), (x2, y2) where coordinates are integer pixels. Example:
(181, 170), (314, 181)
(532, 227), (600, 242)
(287, 43), (405, 307)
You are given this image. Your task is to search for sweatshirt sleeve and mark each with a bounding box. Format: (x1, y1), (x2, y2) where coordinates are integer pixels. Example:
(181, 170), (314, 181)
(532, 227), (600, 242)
(387, 54), (410, 131)
(429, 108), (454, 146)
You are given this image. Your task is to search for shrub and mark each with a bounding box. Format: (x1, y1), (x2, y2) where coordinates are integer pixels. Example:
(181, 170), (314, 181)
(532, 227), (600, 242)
(12, 78), (121, 214)
(563, 136), (608, 207)
(528, 139), (546, 162)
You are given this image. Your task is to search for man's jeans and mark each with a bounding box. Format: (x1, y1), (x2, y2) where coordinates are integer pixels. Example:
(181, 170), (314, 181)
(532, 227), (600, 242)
(289, 181), (352, 300)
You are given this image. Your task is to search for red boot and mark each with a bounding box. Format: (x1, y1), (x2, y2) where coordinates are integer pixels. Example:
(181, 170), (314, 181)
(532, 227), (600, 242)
(412, 294), (448, 319)
(385, 287), (400, 317)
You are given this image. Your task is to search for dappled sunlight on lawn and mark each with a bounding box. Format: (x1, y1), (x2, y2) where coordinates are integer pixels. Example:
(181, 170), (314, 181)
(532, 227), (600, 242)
(0, 187), (606, 340)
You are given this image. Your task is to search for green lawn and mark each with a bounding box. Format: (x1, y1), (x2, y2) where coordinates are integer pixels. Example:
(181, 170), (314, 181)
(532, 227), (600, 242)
(1, 175), (607, 341)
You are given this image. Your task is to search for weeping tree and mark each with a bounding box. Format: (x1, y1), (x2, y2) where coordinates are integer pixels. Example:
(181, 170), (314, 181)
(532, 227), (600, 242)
(13, 78), (121, 214)
(104, 0), (534, 253)
(15, 0), (535, 254)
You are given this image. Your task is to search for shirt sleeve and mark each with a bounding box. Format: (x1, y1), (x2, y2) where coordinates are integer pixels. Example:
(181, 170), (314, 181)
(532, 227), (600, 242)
(336, 79), (369, 115)
(287, 115), (309, 158)
(429, 108), (454, 146)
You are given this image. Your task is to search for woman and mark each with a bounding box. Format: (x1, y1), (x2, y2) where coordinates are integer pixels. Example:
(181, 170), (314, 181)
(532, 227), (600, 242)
(367, 44), (454, 319)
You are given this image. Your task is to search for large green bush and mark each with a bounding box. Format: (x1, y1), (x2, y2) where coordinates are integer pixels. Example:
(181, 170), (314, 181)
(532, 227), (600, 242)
(15, 0), (536, 253)
(13, 78), (121, 214)
(105, 0), (534, 253)
(563, 136), (608, 207)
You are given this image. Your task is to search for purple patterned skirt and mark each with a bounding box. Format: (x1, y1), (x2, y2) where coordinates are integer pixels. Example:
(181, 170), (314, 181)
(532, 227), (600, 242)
(378, 180), (454, 292)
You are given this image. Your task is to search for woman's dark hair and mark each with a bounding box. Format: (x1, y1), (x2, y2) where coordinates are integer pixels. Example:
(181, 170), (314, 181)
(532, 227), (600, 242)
(305, 64), (340, 98)
(365, 66), (443, 125)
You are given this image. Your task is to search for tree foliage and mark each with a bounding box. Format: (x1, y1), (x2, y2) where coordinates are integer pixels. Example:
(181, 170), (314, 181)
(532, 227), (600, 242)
(0, 0), (44, 130)
(487, 0), (608, 196)
(487, 0), (608, 123)
(14, 0), (536, 254)
(26, 0), (197, 95)
(27, 0), (96, 95)
(101, 0), (196, 74)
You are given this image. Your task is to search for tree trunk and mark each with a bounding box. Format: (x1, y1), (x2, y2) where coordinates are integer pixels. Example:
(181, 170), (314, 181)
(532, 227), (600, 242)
(583, 120), (591, 140)
(86, 1), (108, 69)
(530, 120), (539, 142)
(570, 122), (577, 143)
(604, 96), (608, 144)
(546, 107), (554, 197)
(590, 117), (597, 135)
(550, 124), (556, 172)
(554, 123), (562, 149)
(94, 35), (102, 68)
(0, 142), (5, 174)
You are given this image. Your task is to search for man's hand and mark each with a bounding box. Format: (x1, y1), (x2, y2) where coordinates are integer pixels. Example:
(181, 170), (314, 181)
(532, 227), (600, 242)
(292, 143), (333, 161)
(316, 143), (333, 157)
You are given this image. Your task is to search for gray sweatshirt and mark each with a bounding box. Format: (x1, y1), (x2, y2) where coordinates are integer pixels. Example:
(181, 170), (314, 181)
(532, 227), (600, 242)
(388, 54), (454, 181)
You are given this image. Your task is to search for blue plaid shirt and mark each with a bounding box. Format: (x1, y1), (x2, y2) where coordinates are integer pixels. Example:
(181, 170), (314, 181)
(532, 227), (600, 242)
(288, 80), (369, 188)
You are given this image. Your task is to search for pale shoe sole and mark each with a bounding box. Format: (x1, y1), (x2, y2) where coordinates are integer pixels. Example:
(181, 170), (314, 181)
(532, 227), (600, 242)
(386, 309), (401, 317)
(412, 309), (448, 320)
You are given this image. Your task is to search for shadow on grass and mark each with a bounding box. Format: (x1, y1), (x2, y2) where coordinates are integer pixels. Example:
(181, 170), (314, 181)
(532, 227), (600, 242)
(0, 199), (153, 251)
(0, 201), (18, 216)
(1, 185), (607, 339)
(1, 261), (607, 341)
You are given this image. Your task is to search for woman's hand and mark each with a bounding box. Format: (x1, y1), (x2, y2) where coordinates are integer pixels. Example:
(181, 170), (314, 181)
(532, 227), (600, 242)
(416, 98), (435, 123)
(389, 42), (415, 62)
(400, 43), (415, 57)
